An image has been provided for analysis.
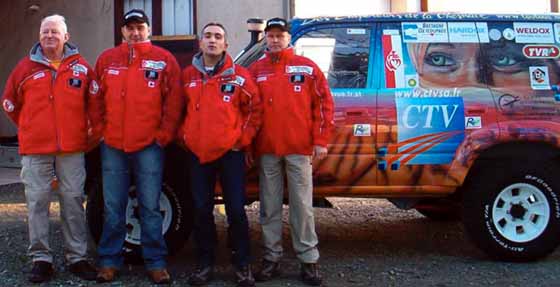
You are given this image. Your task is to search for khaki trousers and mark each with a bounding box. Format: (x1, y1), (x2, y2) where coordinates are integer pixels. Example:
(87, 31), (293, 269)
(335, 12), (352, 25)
(259, 154), (319, 263)
(21, 153), (88, 264)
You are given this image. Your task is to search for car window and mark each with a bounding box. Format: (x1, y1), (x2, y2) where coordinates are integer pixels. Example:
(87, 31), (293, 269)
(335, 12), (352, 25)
(294, 27), (371, 89)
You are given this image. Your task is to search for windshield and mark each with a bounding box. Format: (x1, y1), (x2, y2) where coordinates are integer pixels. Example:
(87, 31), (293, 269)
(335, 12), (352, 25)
(235, 40), (267, 67)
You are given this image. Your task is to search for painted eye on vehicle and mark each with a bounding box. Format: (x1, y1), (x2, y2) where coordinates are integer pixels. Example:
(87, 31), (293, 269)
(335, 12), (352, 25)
(493, 55), (517, 67)
(424, 52), (457, 72)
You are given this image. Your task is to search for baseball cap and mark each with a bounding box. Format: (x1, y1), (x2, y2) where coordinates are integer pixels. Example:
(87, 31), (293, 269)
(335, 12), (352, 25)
(265, 17), (289, 32)
(123, 9), (150, 26)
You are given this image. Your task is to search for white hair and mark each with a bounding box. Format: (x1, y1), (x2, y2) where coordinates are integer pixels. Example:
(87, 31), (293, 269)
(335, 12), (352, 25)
(40, 14), (68, 34)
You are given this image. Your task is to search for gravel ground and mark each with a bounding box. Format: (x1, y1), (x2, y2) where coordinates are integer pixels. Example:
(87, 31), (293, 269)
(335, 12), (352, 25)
(0, 184), (559, 286)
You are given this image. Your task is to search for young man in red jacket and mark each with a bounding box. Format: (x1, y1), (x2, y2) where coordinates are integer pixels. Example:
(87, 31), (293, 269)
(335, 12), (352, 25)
(179, 22), (261, 287)
(1, 14), (101, 283)
(249, 18), (334, 286)
(93, 9), (183, 284)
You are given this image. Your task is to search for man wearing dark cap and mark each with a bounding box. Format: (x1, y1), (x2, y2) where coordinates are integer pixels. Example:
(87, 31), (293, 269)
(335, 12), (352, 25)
(93, 9), (183, 284)
(249, 17), (334, 286)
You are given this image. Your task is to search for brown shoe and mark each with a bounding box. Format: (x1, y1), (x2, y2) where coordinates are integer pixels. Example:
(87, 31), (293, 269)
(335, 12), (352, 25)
(147, 269), (171, 285)
(96, 267), (118, 283)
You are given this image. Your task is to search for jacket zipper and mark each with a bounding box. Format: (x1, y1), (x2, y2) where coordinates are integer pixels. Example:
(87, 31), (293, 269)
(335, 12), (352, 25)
(122, 46), (134, 151)
(50, 69), (61, 152)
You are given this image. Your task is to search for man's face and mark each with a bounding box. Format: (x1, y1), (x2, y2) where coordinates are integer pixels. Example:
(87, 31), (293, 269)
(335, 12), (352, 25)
(39, 20), (68, 54)
(121, 22), (150, 44)
(199, 25), (227, 57)
(265, 28), (290, 53)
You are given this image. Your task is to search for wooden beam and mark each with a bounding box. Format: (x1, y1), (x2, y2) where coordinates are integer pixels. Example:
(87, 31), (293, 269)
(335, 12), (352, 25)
(152, 0), (162, 35)
(192, 0), (197, 34)
(114, 0), (124, 46)
(421, 0), (428, 12)
(552, 0), (559, 12)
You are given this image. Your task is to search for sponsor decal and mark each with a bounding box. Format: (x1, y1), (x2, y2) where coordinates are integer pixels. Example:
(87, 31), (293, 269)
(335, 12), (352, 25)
(108, 69), (119, 75)
(498, 94), (520, 110)
(522, 45), (560, 59)
(391, 97), (465, 165)
(555, 23), (560, 43)
(230, 75), (246, 86)
(257, 76), (267, 82)
(382, 34), (405, 88)
(223, 95), (231, 102)
(89, 80), (99, 95)
(395, 87), (461, 98)
(489, 28), (502, 41)
(68, 78), (82, 88)
(294, 85), (301, 92)
(402, 22), (448, 43)
(502, 28), (515, 41)
(188, 81), (196, 88)
(73, 71), (80, 77)
(142, 60), (167, 70)
(290, 74), (305, 83)
(448, 22), (489, 43)
(33, 72), (45, 80)
(332, 91), (363, 98)
(2, 99), (14, 113)
(347, 28), (366, 35)
(513, 22), (554, 43)
(465, 116), (482, 129)
(71, 63), (88, 74)
(286, 65), (313, 75)
(148, 81), (155, 88)
(405, 74), (419, 88)
(529, 66), (550, 90)
(221, 84), (235, 93)
(353, 124), (371, 136)
(145, 70), (159, 80)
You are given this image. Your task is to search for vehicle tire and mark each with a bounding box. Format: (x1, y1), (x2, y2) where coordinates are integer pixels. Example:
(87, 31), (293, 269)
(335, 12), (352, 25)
(86, 176), (193, 264)
(415, 198), (461, 221)
(462, 160), (560, 261)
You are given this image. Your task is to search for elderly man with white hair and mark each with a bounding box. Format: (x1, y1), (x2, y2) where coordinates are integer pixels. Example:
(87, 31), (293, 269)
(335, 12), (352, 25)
(1, 14), (102, 283)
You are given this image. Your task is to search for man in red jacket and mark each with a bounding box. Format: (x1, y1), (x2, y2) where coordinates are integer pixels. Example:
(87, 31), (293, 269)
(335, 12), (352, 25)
(249, 18), (334, 286)
(179, 22), (261, 287)
(93, 9), (182, 284)
(1, 14), (101, 283)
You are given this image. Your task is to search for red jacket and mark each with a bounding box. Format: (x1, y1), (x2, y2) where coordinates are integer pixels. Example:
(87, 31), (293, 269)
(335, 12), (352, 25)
(180, 53), (261, 163)
(249, 47), (334, 156)
(95, 41), (183, 152)
(1, 43), (103, 155)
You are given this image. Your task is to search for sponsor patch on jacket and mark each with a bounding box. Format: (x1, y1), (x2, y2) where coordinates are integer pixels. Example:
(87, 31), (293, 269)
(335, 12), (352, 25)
(142, 60), (167, 70)
(286, 65), (313, 75)
(145, 70), (159, 80)
(89, 80), (99, 95)
(71, 63), (88, 75)
(221, 84), (236, 93)
(108, 69), (119, 75)
(2, 99), (14, 113)
(229, 75), (246, 87)
(33, 72), (45, 80)
(69, 78), (82, 88)
(257, 76), (267, 82)
(223, 95), (231, 102)
(290, 74), (305, 83)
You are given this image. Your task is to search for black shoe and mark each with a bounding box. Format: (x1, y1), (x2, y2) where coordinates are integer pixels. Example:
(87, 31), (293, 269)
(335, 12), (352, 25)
(68, 260), (97, 281)
(28, 261), (54, 283)
(254, 259), (281, 282)
(187, 265), (213, 286)
(234, 265), (255, 287)
(300, 263), (323, 286)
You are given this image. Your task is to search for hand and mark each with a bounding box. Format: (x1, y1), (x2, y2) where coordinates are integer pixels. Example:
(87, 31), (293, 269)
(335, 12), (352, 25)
(312, 145), (328, 161)
(245, 152), (255, 168)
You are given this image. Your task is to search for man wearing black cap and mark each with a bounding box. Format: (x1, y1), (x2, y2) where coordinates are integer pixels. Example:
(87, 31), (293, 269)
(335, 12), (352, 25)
(249, 17), (334, 286)
(93, 9), (183, 284)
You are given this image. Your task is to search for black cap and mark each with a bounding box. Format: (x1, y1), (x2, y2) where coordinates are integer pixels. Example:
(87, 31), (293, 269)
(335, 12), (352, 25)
(265, 17), (289, 32)
(123, 9), (150, 26)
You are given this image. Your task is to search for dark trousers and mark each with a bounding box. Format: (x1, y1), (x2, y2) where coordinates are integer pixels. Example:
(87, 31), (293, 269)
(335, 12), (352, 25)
(188, 150), (251, 269)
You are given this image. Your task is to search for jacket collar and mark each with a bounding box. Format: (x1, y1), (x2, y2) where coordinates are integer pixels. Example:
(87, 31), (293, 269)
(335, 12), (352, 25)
(192, 52), (235, 77)
(29, 42), (80, 66)
(119, 41), (152, 58)
(264, 45), (295, 63)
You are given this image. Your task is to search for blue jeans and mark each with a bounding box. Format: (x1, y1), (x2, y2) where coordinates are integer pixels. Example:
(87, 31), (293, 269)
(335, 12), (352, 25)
(97, 142), (167, 270)
(189, 150), (251, 269)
